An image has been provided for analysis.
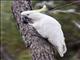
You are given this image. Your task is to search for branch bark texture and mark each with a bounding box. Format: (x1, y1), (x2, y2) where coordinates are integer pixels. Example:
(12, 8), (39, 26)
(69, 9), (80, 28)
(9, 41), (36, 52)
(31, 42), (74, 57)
(12, 0), (55, 60)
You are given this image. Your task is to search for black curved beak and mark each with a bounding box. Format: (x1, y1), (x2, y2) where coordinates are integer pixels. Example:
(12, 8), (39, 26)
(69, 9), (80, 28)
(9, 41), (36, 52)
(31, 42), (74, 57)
(21, 16), (29, 24)
(21, 16), (33, 24)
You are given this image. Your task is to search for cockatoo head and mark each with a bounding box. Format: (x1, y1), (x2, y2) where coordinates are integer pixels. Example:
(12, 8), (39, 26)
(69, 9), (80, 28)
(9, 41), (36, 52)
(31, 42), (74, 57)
(21, 11), (40, 20)
(21, 5), (47, 21)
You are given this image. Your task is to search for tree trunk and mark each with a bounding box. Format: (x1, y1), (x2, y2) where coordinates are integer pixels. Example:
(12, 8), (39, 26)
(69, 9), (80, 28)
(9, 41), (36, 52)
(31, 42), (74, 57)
(12, 0), (56, 60)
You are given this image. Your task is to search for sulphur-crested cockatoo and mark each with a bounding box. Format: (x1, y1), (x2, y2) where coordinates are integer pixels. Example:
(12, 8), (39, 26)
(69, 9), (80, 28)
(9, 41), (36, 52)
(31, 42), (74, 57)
(21, 5), (67, 57)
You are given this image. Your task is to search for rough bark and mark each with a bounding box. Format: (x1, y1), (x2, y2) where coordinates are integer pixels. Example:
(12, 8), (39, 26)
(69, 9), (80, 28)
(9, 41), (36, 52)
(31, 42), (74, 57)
(12, 0), (56, 60)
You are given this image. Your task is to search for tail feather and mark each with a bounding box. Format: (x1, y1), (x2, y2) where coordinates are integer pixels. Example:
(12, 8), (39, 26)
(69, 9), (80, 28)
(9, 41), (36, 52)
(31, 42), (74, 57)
(63, 44), (67, 54)
(56, 43), (67, 57)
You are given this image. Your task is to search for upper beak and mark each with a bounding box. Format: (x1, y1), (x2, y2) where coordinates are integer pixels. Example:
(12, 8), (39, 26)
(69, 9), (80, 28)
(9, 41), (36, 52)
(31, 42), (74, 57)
(21, 15), (29, 24)
(21, 15), (32, 24)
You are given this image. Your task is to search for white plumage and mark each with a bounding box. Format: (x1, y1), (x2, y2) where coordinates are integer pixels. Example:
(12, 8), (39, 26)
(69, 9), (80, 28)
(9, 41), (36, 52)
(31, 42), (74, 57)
(21, 10), (67, 57)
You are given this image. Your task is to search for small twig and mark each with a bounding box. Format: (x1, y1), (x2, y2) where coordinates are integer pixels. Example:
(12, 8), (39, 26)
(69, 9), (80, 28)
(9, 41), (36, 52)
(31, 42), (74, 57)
(72, 20), (80, 29)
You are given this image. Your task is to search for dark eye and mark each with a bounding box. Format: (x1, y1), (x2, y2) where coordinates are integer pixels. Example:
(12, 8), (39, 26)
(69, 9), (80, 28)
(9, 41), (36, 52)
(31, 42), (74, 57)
(27, 14), (29, 16)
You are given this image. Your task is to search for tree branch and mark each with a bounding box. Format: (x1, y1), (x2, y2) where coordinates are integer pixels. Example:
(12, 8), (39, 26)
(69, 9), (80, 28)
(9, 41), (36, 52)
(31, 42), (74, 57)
(72, 20), (80, 29)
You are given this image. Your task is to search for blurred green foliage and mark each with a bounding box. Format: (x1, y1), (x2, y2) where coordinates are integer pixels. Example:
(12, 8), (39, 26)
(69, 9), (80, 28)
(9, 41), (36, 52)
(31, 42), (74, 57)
(0, 0), (80, 60)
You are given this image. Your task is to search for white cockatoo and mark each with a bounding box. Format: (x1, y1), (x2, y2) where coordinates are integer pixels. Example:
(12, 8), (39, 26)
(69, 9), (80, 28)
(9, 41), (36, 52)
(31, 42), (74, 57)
(21, 5), (67, 57)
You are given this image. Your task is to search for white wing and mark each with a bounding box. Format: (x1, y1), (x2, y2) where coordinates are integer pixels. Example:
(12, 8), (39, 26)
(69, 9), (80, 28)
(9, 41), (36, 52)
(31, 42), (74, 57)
(31, 14), (67, 57)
